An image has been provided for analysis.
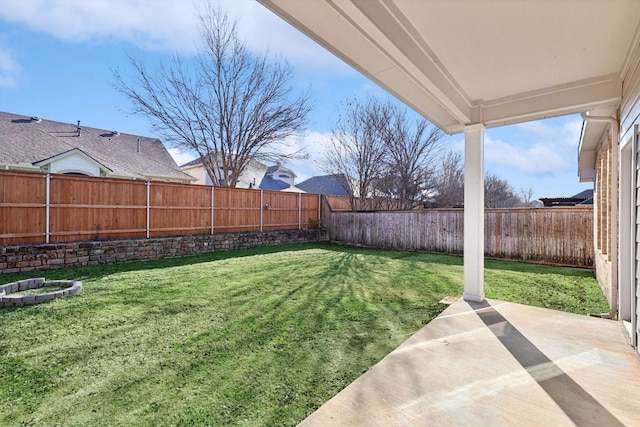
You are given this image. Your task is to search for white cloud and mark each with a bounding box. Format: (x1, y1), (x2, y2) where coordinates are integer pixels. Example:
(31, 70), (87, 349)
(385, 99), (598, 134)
(484, 135), (568, 175)
(168, 147), (196, 167)
(444, 116), (584, 177)
(514, 116), (583, 148)
(228, 1), (354, 76)
(0, 0), (354, 76)
(276, 130), (332, 183)
(0, 0), (201, 53)
(447, 130), (571, 177)
(560, 118), (583, 148)
(0, 46), (21, 88)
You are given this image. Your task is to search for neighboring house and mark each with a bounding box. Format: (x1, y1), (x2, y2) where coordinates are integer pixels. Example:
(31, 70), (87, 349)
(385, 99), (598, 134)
(260, 164), (301, 191)
(539, 189), (594, 207)
(259, 0), (640, 353)
(180, 156), (267, 188)
(0, 111), (194, 183)
(180, 156), (304, 192)
(297, 174), (352, 196)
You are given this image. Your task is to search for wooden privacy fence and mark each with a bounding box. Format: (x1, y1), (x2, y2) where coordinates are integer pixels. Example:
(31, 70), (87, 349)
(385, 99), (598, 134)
(326, 207), (594, 267)
(0, 171), (320, 245)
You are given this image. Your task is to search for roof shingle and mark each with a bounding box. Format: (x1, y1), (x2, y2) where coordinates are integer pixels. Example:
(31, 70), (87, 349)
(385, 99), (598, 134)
(0, 111), (194, 182)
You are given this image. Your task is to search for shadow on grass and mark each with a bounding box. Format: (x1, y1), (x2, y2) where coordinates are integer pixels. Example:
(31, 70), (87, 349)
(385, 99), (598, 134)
(0, 243), (326, 284)
(484, 257), (594, 278)
(1, 243), (461, 284)
(1, 242), (606, 426)
(1, 241), (593, 285)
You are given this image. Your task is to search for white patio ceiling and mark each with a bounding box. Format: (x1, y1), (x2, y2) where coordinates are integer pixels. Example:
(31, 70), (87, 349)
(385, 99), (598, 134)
(258, 0), (640, 135)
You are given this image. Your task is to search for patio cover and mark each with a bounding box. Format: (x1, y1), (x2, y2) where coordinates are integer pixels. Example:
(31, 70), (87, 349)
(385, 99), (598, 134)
(257, 0), (640, 300)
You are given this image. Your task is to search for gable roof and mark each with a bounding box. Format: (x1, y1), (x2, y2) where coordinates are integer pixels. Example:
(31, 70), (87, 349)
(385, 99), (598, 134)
(32, 148), (113, 173)
(180, 157), (204, 168)
(259, 174), (292, 191)
(0, 111), (194, 182)
(539, 189), (594, 207)
(266, 163), (297, 178)
(571, 189), (594, 200)
(297, 174), (351, 196)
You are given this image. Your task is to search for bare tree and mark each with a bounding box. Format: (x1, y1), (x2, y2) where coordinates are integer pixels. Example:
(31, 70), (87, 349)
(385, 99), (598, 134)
(322, 97), (390, 209)
(519, 187), (541, 207)
(430, 152), (523, 208)
(485, 173), (522, 208)
(378, 104), (445, 209)
(322, 97), (444, 210)
(429, 151), (464, 208)
(114, 4), (311, 187)
(520, 187), (534, 204)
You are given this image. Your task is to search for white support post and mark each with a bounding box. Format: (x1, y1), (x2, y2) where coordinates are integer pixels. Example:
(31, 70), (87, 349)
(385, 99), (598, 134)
(619, 138), (632, 322)
(463, 124), (485, 302)
(632, 125), (638, 347)
(45, 173), (51, 243)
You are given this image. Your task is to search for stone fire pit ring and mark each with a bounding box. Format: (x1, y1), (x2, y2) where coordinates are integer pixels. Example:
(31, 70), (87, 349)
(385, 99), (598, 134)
(0, 278), (83, 307)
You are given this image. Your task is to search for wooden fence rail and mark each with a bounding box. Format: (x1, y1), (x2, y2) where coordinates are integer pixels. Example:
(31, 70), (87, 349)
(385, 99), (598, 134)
(0, 171), (320, 245)
(325, 207), (594, 267)
(1, 171), (594, 267)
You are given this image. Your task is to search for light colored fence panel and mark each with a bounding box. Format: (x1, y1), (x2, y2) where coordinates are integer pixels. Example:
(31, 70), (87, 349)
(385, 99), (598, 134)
(484, 208), (593, 266)
(0, 171), (46, 244)
(328, 207), (594, 267)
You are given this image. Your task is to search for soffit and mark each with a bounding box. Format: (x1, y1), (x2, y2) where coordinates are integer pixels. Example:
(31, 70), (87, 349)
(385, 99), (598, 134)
(578, 105), (618, 182)
(258, 0), (640, 134)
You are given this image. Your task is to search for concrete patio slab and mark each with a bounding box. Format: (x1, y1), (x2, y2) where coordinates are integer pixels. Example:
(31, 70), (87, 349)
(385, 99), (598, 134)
(300, 299), (640, 427)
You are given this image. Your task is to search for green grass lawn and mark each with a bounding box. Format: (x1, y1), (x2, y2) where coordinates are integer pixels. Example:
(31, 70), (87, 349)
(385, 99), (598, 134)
(0, 244), (608, 426)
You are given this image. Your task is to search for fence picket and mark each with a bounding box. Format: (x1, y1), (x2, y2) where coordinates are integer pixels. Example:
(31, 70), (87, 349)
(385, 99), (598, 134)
(0, 171), (320, 244)
(327, 207), (594, 267)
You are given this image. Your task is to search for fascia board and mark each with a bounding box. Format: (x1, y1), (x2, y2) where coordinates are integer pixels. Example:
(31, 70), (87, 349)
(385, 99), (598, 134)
(33, 148), (113, 173)
(480, 76), (622, 130)
(258, 0), (470, 134)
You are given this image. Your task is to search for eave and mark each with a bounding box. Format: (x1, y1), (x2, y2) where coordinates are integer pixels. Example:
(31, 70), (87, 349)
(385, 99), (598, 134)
(258, 0), (637, 134)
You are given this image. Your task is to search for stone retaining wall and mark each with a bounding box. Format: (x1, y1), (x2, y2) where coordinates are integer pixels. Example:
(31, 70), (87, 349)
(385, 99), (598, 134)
(0, 229), (328, 274)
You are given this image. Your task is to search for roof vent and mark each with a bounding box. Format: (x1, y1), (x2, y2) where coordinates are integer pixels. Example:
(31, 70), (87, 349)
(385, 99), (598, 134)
(77, 120), (81, 137)
(30, 116), (41, 123)
(112, 131), (120, 137)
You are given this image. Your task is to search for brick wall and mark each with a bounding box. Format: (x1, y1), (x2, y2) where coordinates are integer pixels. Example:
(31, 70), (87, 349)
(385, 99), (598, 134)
(595, 136), (612, 260)
(0, 229), (329, 274)
(593, 133), (614, 306)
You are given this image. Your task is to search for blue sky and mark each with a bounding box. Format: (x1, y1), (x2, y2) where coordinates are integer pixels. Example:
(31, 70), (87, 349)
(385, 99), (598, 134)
(0, 0), (592, 199)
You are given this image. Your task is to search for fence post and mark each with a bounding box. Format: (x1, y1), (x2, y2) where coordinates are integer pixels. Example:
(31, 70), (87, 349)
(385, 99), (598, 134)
(298, 192), (302, 229)
(260, 190), (264, 232)
(318, 194), (321, 226)
(146, 181), (150, 239)
(211, 184), (215, 234)
(45, 173), (51, 243)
